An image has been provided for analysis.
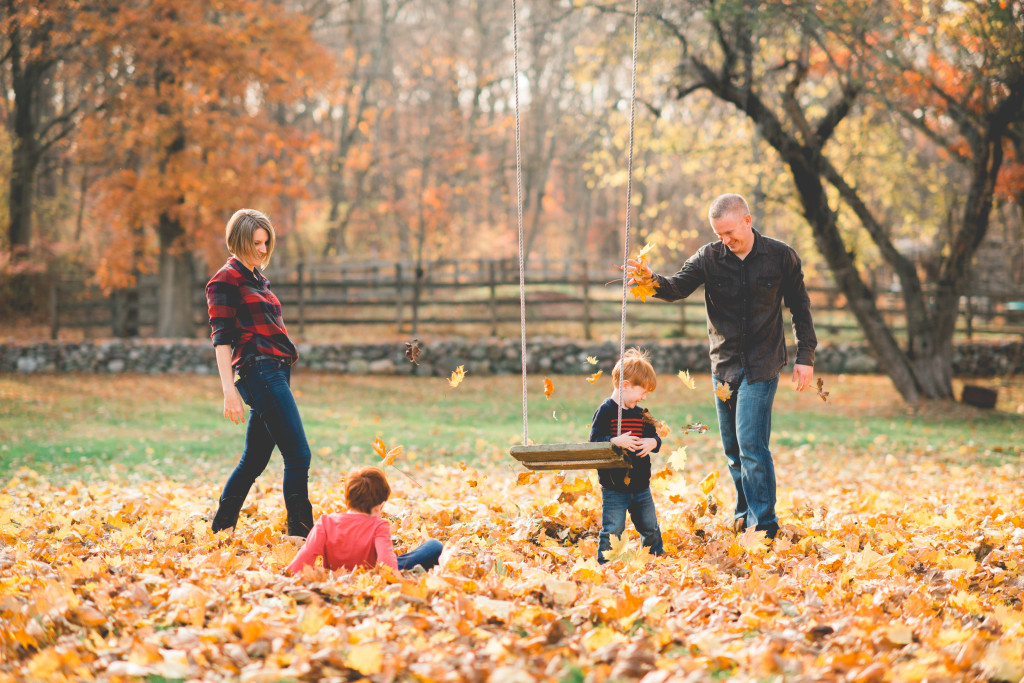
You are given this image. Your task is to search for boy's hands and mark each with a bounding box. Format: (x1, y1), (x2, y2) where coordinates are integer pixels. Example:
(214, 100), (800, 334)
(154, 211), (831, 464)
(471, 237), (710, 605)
(610, 434), (658, 457)
(635, 437), (658, 457)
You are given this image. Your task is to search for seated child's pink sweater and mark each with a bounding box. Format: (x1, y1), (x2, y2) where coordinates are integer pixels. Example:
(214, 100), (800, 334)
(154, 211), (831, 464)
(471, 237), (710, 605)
(287, 512), (398, 573)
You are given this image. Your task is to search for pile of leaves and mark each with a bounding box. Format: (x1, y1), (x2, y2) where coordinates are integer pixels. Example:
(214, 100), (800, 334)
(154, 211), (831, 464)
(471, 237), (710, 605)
(1, 450), (1022, 682)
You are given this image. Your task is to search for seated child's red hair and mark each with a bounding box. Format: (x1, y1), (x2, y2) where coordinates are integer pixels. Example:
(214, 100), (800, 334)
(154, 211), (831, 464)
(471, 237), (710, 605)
(345, 466), (391, 513)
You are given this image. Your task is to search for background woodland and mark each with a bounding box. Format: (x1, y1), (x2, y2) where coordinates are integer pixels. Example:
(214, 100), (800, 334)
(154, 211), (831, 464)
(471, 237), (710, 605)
(1, 0), (1023, 401)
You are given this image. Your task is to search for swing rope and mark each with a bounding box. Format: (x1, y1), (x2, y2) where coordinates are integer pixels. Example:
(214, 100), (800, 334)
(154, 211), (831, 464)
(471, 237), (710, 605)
(512, 0), (529, 446)
(616, 0), (641, 436)
(512, 0), (641, 445)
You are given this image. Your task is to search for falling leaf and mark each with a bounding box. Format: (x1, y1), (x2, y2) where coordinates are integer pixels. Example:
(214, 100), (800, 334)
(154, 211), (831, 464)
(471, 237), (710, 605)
(370, 437), (423, 489)
(586, 370), (603, 384)
(404, 339), (422, 365)
(585, 356), (599, 365)
(372, 437), (404, 466)
(447, 365), (467, 388)
(653, 419), (670, 438)
(816, 377), (831, 404)
(544, 377), (554, 399)
(677, 369), (697, 390)
(668, 447), (688, 470)
(714, 381), (733, 402)
(681, 422), (709, 434)
(698, 471), (719, 495)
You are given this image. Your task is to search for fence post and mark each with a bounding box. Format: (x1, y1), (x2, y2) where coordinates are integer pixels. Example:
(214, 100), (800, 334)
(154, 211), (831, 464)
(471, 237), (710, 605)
(582, 258), (592, 340)
(297, 261), (306, 337)
(489, 260), (498, 336)
(395, 262), (405, 334)
(964, 293), (973, 341)
(411, 264), (423, 336)
(678, 301), (687, 338)
(50, 278), (60, 340)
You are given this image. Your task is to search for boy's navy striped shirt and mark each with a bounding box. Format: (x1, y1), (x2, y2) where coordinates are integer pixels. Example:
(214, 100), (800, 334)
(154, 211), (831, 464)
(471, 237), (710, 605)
(589, 398), (662, 493)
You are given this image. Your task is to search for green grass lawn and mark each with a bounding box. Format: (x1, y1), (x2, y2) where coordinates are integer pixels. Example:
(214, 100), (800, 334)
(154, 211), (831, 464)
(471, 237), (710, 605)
(1, 372), (1021, 484)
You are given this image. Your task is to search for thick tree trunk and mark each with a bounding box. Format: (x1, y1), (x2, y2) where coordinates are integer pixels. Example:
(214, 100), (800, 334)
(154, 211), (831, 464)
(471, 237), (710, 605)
(156, 212), (195, 338)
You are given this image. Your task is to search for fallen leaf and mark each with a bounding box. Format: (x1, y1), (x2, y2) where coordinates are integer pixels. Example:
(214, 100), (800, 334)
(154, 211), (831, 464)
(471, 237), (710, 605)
(544, 377), (554, 399)
(586, 370), (603, 384)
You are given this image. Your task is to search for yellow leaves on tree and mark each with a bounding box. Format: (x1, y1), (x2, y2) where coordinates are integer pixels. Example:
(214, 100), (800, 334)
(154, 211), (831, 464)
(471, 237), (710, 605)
(628, 241), (659, 302)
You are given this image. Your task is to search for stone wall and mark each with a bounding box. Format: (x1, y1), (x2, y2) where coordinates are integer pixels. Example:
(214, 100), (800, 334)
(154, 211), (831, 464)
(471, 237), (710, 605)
(1, 339), (1021, 377)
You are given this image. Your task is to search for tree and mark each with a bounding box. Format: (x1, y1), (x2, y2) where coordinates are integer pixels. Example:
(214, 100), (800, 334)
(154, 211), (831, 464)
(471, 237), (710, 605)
(79, 0), (332, 337)
(646, 0), (1024, 401)
(0, 0), (119, 308)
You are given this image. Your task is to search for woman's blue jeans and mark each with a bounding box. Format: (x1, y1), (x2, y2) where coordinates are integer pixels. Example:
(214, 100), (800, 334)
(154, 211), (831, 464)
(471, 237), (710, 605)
(598, 487), (664, 563)
(397, 539), (443, 571)
(221, 358), (311, 502)
(713, 371), (780, 537)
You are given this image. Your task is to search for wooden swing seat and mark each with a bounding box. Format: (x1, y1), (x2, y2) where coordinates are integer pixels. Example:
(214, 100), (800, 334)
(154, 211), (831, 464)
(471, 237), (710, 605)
(510, 442), (630, 471)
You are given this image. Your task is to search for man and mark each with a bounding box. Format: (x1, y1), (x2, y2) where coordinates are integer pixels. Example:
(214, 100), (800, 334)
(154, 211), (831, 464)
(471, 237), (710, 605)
(627, 193), (816, 538)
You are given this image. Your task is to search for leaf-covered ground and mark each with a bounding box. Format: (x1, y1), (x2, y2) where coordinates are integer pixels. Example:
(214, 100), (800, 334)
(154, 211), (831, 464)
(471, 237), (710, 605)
(1, 373), (1022, 681)
(3, 440), (1022, 682)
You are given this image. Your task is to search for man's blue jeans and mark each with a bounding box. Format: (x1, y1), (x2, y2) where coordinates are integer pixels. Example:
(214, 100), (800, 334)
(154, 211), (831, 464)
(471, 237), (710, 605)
(598, 487), (664, 564)
(398, 539), (443, 571)
(713, 371), (780, 537)
(222, 358), (312, 502)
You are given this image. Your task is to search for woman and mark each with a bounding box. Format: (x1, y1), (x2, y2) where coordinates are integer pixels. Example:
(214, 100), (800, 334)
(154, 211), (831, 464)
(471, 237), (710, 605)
(206, 208), (314, 537)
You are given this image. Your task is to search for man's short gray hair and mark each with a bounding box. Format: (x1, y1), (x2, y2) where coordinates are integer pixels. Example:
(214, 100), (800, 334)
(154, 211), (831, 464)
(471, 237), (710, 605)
(708, 193), (750, 220)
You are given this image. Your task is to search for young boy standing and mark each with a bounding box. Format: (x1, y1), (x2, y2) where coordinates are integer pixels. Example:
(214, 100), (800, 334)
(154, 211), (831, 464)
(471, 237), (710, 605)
(589, 348), (665, 563)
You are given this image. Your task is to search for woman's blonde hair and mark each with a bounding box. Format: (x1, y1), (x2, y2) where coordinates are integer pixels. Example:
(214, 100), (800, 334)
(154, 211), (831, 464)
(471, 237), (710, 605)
(611, 347), (657, 391)
(225, 209), (275, 269)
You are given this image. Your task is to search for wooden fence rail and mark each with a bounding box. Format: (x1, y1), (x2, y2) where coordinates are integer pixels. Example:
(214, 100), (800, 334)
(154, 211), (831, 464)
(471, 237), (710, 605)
(50, 257), (1024, 342)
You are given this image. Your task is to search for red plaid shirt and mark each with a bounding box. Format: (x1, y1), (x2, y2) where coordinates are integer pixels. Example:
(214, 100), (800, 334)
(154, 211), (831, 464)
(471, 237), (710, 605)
(206, 257), (298, 370)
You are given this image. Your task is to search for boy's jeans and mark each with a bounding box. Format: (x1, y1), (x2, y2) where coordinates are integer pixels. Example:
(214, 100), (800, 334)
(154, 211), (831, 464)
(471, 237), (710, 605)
(398, 539), (444, 571)
(221, 358), (312, 502)
(598, 487), (664, 564)
(713, 371), (780, 537)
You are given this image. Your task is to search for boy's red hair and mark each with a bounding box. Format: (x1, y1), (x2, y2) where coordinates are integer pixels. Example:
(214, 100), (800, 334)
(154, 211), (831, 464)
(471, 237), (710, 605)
(345, 466), (391, 513)
(611, 347), (657, 391)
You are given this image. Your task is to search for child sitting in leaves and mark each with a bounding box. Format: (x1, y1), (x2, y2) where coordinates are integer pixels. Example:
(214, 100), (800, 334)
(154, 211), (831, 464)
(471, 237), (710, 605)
(287, 466), (442, 573)
(590, 347), (665, 563)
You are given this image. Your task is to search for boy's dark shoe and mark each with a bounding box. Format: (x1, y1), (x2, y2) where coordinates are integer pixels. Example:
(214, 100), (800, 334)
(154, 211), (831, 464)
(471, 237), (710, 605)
(211, 495), (247, 533)
(285, 495), (315, 538)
